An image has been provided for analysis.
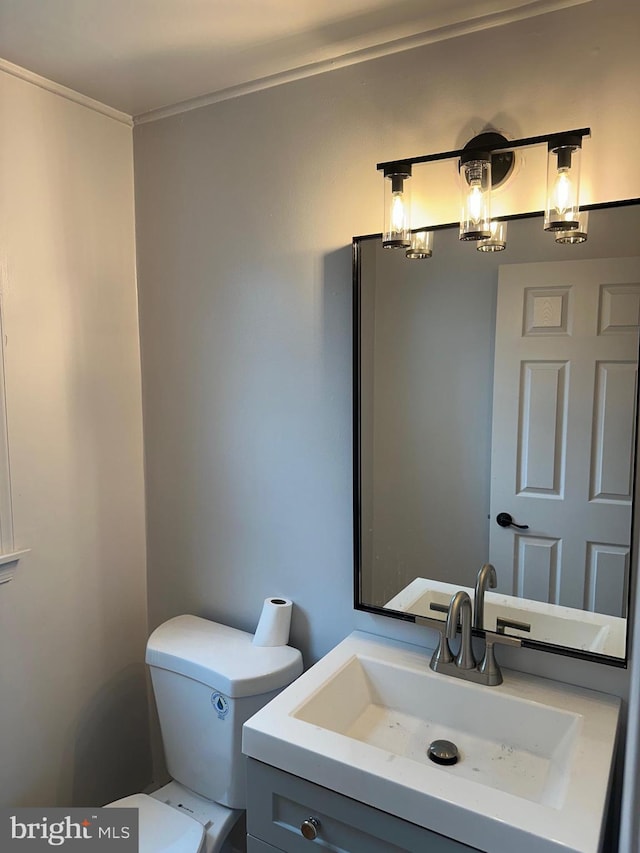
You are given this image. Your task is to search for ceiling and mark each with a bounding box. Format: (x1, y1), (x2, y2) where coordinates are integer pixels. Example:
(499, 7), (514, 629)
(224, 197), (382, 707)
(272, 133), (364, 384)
(0, 0), (588, 119)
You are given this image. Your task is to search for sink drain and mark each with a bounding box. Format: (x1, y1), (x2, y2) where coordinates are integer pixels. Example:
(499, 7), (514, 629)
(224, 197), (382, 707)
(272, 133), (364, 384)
(427, 739), (459, 766)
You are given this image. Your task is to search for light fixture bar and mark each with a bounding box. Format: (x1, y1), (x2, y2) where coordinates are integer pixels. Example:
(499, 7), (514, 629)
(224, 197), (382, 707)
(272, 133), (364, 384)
(376, 127), (590, 173)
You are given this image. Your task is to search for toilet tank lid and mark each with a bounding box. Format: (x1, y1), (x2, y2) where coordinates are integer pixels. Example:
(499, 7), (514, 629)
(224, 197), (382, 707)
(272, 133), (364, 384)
(145, 615), (303, 698)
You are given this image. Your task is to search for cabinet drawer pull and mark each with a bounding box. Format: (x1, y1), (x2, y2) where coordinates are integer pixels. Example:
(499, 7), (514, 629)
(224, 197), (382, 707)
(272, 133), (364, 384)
(300, 817), (321, 840)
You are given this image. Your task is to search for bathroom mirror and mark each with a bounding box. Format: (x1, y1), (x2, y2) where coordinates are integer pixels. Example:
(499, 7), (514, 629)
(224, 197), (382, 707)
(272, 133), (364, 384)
(354, 200), (640, 663)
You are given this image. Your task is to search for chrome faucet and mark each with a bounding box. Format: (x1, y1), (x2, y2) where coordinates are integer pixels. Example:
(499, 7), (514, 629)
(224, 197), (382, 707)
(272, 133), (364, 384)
(416, 586), (522, 686)
(473, 563), (497, 630)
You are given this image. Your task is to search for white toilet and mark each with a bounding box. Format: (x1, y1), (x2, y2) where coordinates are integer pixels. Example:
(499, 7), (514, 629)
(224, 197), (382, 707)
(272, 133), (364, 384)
(107, 614), (303, 853)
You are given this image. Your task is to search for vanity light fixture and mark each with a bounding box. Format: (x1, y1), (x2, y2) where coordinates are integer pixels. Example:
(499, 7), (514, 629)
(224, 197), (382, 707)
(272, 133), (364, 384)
(406, 229), (433, 259)
(477, 220), (508, 252)
(382, 162), (412, 248)
(544, 134), (583, 232)
(376, 127), (589, 244)
(555, 209), (588, 243)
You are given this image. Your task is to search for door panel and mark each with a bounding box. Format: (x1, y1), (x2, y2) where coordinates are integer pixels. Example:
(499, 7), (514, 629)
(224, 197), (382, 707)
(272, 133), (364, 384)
(489, 258), (640, 615)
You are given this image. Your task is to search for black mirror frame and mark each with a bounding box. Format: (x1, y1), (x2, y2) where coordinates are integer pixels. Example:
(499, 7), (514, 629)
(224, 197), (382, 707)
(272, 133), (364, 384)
(353, 199), (640, 668)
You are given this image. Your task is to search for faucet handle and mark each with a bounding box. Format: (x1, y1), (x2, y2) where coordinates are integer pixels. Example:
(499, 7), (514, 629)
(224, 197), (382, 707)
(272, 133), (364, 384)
(483, 630), (522, 647)
(415, 615), (454, 668)
(477, 631), (522, 686)
(496, 616), (531, 635)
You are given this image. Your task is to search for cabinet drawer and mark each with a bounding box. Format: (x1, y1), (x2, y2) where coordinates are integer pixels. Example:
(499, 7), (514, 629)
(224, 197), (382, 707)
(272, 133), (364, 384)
(247, 759), (479, 853)
(247, 835), (281, 853)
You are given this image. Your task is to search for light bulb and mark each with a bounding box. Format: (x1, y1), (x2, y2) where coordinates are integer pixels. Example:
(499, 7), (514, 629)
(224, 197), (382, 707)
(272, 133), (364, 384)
(390, 192), (406, 234)
(382, 164), (412, 248)
(551, 168), (573, 216)
(544, 137), (582, 232)
(459, 155), (491, 241)
(467, 183), (484, 225)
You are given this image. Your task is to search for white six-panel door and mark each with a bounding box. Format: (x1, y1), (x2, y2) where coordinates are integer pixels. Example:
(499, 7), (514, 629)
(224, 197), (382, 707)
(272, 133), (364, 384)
(489, 258), (640, 616)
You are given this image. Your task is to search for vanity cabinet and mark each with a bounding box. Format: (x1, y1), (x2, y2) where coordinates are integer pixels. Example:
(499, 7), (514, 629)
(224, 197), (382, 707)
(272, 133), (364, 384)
(246, 758), (480, 853)
(247, 839), (280, 853)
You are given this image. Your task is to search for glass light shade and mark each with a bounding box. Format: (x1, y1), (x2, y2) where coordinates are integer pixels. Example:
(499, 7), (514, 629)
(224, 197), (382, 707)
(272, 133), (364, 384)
(555, 209), (589, 244)
(477, 220), (507, 252)
(383, 165), (412, 248)
(406, 229), (433, 259)
(459, 156), (491, 241)
(544, 140), (582, 232)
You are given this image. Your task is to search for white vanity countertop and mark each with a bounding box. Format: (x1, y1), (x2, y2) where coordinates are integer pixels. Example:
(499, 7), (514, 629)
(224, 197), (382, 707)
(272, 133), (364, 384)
(242, 630), (621, 853)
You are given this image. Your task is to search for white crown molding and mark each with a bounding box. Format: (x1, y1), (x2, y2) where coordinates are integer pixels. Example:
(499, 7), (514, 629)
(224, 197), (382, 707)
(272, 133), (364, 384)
(134, 0), (590, 126)
(0, 57), (133, 126)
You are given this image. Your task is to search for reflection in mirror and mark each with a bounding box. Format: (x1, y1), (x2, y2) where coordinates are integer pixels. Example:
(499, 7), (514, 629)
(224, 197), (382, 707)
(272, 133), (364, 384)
(354, 202), (640, 662)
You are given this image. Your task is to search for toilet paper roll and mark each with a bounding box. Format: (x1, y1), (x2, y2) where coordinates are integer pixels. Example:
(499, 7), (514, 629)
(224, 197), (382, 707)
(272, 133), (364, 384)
(252, 597), (293, 647)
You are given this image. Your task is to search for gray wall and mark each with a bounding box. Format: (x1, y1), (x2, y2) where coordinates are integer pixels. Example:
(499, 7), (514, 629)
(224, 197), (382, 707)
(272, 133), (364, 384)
(135, 0), (640, 672)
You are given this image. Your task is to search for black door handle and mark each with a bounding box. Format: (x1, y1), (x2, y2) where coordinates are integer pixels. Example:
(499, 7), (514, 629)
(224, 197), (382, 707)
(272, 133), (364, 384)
(496, 512), (529, 530)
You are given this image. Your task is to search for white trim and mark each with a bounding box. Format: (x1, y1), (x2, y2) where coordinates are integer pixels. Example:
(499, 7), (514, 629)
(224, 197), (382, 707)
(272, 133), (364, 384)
(0, 549), (30, 585)
(0, 253), (14, 554)
(619, 436), (640, 851)
(134, 0), (591, 125)
(0, 549), (29, 567)
(0, 58), (133, 126)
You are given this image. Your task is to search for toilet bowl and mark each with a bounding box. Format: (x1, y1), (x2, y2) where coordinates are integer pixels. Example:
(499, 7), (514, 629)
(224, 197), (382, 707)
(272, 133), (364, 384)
(106, 615), (303, 852)
(107, 792), (208, 853)
(108, 782), (239, 853)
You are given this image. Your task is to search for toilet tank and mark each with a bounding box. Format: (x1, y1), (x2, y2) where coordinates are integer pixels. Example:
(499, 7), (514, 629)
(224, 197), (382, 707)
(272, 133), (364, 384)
(146, 615), (303, 810)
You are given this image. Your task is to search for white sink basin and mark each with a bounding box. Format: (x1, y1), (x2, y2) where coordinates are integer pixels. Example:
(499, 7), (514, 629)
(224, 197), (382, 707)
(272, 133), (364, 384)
(385, 577), (625, 656)
(482, 600), (608, 650)
(243, 631), (620, 853)
(407, 587), (608, 651)
(294, 654), (578, 807)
